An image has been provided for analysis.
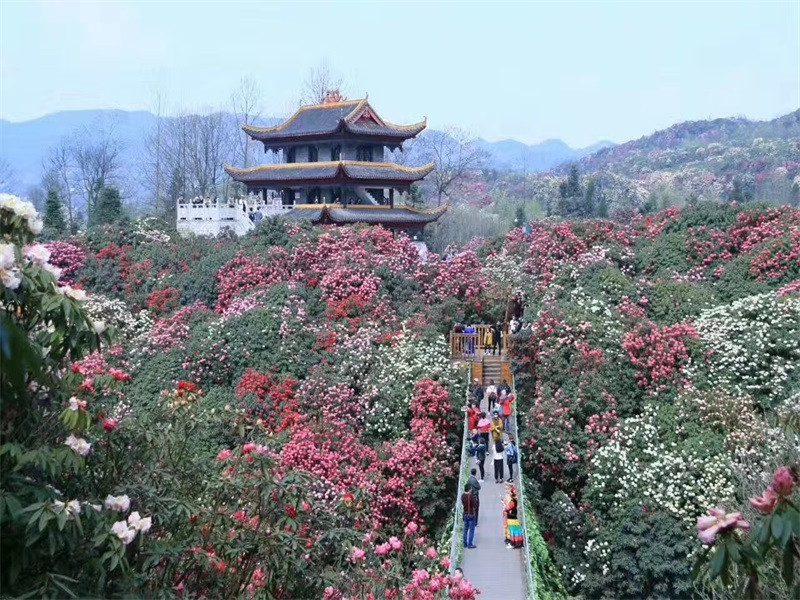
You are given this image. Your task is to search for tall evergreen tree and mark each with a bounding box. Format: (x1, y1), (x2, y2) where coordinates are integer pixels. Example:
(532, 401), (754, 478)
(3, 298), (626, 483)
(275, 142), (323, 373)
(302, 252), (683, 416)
(42, 189), (66, 234)
(557, 164), (583, 217)
(514, 204), (526, 228)
(595, 193), (609, 218)
(583, 179), (596, 217)
(92, 186), (124, 226)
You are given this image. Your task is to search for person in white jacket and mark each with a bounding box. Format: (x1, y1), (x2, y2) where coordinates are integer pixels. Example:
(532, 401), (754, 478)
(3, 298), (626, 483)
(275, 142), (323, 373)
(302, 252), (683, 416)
(492, 439), (505, 483)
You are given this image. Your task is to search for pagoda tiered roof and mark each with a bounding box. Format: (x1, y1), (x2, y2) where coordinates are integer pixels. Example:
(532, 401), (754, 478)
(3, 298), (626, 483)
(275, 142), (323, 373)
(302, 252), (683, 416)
(280, 204), (448, 226)
(242, 98), (426, 144)
(224, 161), (435, 185)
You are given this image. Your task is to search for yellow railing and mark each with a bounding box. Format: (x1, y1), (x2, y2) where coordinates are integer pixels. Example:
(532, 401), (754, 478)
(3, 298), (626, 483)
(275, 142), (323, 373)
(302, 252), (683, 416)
(450, 325), (509, 360)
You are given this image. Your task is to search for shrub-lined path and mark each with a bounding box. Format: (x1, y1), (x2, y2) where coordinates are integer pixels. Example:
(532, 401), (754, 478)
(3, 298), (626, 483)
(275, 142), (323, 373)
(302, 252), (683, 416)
(459, 387), (527, 599)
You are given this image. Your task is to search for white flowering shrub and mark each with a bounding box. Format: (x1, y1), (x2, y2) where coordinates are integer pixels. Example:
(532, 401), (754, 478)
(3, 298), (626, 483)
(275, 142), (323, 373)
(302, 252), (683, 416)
(585, 404), (736, 529)
(364, 331), (461, 440)
(84, 293), (154, 341)
(691, 292), (800, 408)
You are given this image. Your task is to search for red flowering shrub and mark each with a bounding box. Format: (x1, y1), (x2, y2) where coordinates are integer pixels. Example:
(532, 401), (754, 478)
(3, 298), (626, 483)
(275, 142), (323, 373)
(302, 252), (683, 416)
(621, 321), (699, 391)
(146, 287), (181, 315)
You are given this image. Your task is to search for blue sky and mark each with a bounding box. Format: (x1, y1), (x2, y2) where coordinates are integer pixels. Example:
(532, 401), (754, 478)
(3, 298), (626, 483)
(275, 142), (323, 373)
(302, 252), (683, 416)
(1, 0), (798, 147)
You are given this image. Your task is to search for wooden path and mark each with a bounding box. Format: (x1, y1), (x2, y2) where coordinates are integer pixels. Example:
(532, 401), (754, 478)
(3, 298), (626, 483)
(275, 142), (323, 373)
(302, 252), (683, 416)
(459, 391), (528, 599)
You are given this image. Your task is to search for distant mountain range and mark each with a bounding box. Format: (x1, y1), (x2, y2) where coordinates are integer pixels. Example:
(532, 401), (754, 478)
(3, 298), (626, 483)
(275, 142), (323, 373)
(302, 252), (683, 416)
(0, 109), (614, 195)
(477, 138), (615, 172)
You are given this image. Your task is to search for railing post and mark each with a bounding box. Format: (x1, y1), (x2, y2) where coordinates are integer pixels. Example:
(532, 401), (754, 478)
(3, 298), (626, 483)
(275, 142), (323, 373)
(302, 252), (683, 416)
(512, 376), (537, 600)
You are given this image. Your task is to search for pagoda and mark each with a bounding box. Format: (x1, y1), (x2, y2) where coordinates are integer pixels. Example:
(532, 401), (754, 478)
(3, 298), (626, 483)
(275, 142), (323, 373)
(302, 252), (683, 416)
(223, 91), (445, 235)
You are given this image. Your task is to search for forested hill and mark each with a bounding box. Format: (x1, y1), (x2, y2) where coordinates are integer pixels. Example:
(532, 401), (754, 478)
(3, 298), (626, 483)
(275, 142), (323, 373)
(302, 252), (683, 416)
(544, 109), (800, 207)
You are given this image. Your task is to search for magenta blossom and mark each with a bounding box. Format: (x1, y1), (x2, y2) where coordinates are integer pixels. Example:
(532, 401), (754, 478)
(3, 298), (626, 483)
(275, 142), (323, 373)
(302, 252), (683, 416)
(351, 547), (366, 561)
(771, 467), (796, 497)
(750, 486), (780, 515)
(697, 507), (750, 544)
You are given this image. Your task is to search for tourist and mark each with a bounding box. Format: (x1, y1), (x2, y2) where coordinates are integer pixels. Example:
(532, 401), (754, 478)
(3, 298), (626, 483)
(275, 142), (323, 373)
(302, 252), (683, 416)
(492, 439), (505, 483)
(503, 485), (524, 549)
(461, 483), (478, 549)
(464, 324), (476, 356)
(454, 322), (465, 334)
(491, 410), (505, 446)
(499, 379), (511, 396)
(473, 433), (486, 482)
(502, 390), (514, 433)
(477, 413), (491, 450)
(505, 437), (518, 482)
(483, 326), (494, 354)
(467, 467), (481, 525)
(486, 379), (497, 412)
(473, 380), (484, 406)
(509, 317), (519, 335)
(493, 322), (503, 355)
(467, 403), (481, 432)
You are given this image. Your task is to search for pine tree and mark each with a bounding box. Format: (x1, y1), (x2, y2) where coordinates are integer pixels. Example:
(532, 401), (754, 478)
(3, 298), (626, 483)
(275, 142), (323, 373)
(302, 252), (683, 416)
(92, 186), (124, 226)
(556, 164), (583, 217)
(514, 204), (526, 228)
(595, 193), (609, 218)
(583, 179), (596, 217)
(42, 189), (66, 234)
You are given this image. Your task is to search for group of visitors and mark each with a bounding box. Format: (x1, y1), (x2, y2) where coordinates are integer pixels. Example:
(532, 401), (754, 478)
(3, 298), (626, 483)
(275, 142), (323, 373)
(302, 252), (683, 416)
(461, 377), (522, 552)
(453, 323), (504, 356)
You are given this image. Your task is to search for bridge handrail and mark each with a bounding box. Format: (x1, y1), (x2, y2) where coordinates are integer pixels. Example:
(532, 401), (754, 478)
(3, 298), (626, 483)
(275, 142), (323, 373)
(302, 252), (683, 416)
(511, 375), (537, 600)
(447, 370), (471, 574)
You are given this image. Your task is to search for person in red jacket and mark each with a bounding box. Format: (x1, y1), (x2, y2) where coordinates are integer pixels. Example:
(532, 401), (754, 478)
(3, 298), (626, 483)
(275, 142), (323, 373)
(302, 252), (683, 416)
(466, 401), (481, 432)
(500, 390), (514, 433)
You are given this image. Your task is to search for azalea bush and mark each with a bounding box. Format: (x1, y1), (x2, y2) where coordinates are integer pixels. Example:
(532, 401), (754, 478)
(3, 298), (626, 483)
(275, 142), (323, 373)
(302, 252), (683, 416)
(501, 203), (800, 598)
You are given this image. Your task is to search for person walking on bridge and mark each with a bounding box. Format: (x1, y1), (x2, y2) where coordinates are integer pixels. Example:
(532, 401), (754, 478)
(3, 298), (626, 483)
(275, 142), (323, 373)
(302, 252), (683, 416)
(505, 437), (519, 482)
(492, 439), (506, 483)
(485, 379), (497, 413)
(461, 484), (478, 549)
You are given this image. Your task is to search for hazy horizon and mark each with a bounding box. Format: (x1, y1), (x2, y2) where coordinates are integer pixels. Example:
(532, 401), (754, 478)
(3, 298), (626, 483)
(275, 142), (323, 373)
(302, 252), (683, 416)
(1, 1), (799, 147)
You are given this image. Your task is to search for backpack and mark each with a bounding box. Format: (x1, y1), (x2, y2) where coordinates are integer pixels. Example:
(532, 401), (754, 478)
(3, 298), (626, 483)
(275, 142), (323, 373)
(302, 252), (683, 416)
(467, 442), (477, 457)
(506, 444), (518, 464)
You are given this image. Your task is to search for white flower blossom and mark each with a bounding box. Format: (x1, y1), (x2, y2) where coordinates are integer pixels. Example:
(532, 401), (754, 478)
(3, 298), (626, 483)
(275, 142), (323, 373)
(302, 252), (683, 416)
(0, 243), (15, 270)
(23, 244), (50, 265)
(104, 494), (131, 513)
(64, 434), (91, 456)
(111, 520), (137, 545)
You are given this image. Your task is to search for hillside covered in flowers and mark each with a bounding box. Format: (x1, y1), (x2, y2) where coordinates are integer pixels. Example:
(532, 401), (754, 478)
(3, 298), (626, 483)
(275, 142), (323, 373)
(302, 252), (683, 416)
(2, 193), (800, 598)
(486, 202), (800, 598)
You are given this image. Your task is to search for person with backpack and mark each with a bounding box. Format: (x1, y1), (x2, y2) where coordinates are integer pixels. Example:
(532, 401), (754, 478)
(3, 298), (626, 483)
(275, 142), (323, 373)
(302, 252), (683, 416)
(492, 439), (505, 483)
(467, 402), (481, 432)
(461, 483), (478, 549)
(472, 430), (487, 482)
(505, 437), (519, 482)
(485, 379), (497, 413)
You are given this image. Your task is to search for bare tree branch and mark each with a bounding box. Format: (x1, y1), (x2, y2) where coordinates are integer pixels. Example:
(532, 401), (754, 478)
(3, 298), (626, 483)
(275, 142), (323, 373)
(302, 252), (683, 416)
(300, 60), (345, 105)
(415, 127), (487, 205)
(230, 78), (262, 169)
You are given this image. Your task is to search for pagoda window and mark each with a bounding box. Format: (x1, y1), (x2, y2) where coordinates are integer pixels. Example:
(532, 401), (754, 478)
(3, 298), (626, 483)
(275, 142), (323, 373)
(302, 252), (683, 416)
(356, 145), (373, 162)
(331, 145), (342, 161)
(308, 145), (318, 162)
(286, 148), (296, 163)
(307, 187), (321, 203)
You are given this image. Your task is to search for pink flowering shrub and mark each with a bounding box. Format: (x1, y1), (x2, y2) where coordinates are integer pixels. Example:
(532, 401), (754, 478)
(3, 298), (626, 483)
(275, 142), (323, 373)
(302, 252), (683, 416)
(44, 240), (87, 284)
